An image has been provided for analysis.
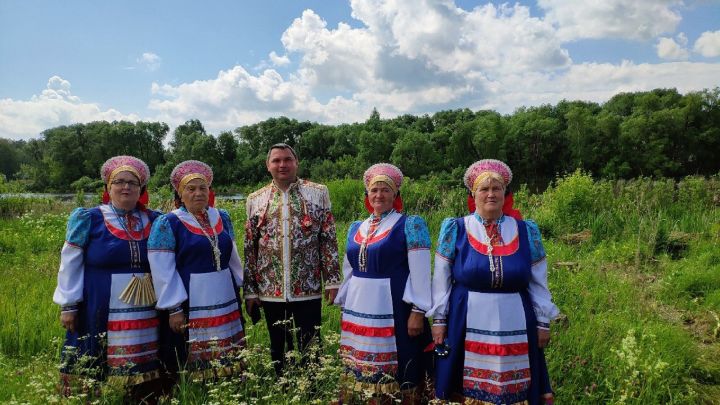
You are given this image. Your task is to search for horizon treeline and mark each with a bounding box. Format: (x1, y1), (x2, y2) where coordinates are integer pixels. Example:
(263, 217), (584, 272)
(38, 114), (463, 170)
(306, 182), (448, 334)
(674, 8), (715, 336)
(1, 87), (719, 192)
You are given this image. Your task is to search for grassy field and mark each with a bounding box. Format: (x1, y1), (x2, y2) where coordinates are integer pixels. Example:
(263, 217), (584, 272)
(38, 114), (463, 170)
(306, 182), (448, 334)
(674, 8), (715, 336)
(0, 172), (719, 404)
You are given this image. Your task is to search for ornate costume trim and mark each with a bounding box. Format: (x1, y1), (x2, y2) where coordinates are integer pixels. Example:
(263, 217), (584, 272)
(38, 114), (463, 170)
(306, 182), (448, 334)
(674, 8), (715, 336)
(465, 341), (529, 356)
(103, 369), (161, 387)
(171, 160), (213, 193)
(101, 207), (152, 241)
(340, 372), (401, 396)
(467, 231), (519, 256)
(101, 156), (150, 187)
(107, 318), (160, 331)
(189, 362), (244, 382)
(343, 308), (394, 319)
(341, 321), (395, 337)
(188, 310), (241, 329)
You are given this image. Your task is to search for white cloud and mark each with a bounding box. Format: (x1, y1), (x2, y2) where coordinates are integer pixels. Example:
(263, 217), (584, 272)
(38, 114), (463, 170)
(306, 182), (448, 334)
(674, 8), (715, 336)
(269, 51), (290, 66)
(483, 61), (720, 113)
(7, 1), (720, 141)
(142, 0), (720, 136)
(0, 76), (138, 140)
(657, 33), (689, 60)
(538, 0), (683, 41)
(694, 30), (720, 57)
(148, 65), (331, 132)
(137, 52), (161, 71)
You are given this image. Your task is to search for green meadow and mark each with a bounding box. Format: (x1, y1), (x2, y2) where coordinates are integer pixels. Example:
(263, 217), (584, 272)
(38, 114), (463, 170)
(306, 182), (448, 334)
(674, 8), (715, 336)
(1, 172), (719, 404)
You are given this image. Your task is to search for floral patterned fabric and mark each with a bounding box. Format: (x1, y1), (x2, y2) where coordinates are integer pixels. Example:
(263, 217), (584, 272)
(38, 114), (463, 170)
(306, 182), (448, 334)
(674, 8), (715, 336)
(404, 215), (431, 250)
(244, 179), (341, 301)
(65, 208), (91, 247)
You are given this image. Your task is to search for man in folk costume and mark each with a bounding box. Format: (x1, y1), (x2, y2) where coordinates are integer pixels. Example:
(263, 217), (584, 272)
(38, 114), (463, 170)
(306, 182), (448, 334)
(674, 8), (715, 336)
(244, 143), (342, 375)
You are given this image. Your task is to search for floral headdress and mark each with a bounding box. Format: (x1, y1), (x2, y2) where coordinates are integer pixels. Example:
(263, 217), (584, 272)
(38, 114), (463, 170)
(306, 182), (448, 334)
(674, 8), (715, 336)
(100, 155), (151, 208)
(362, 163), (404, 213)
(463, 159), (522, 219)
(171, 160), (215, 207)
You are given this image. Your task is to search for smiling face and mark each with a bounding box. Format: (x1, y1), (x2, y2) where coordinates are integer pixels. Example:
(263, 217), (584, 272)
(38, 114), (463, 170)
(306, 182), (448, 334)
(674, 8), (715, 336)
(368, 181), (396, 216)
(473, 178), (505, 220)
(180, 178), (209, 214)
(108, 171), (141, 210)
(266, 147), (298, 189)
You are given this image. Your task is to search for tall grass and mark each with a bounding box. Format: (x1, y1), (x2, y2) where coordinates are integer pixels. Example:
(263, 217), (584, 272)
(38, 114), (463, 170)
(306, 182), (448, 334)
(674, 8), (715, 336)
(0, 173), (719, 403)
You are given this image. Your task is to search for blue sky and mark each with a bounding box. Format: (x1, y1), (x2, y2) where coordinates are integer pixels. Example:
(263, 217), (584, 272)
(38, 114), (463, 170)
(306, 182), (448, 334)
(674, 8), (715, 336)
(1, 0), (719, 140)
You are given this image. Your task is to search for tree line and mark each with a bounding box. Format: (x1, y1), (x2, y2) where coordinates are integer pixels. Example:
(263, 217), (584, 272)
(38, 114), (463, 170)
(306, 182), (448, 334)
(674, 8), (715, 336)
(1, 87), (719, 192)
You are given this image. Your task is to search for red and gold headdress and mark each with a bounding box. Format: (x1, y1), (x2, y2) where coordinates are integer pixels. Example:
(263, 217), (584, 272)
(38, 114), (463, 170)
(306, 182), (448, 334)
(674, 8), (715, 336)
(463, 159), (522, 219)
(363, 163), (404, 213)
(170, 160), (215, 207)
(100, 155), (151, 208)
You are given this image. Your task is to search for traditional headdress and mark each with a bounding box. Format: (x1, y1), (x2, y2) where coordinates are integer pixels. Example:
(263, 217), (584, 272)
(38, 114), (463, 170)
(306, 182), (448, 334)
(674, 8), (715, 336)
(171, 160), (215, 207)
(463, 159), (522, 219)
(363, 163), (404, 213)
(100, 155), (151, 208)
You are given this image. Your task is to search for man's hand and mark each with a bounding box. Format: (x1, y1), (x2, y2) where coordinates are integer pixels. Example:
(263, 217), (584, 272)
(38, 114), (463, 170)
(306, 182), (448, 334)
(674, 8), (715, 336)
(245, 298), (261, 315)
(431, 325), (447, 345)
(324, 288), (338, 305)
(538, 328), (551, 349)
(60, 312), (77, 333)
(407, 312), (424, 337)
(169, 311), (187, 334)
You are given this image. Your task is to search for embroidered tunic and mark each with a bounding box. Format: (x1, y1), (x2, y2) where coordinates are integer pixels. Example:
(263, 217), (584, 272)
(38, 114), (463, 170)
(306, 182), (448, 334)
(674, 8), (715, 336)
(335, 211), (432, 394)
(147, 207), (245, 379)
(244, 179), (341, 301)
(428, 214), (559, 404)
(53, 205), (162, 386)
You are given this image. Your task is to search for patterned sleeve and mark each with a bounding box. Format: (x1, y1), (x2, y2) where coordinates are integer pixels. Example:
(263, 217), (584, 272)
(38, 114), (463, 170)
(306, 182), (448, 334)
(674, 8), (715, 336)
(243, 204), (260, 299)
(147, 214), (188, 309)
(403, 215), (432, 312)
(334, 221), (362, 307)
(525, 220), (559, 327)
(53, 208), (91, 307)
(219, 209), (243, 287)
(319, 187), (341, 289)
(525, 219), (546, 264)
(427, 217), (458, 319)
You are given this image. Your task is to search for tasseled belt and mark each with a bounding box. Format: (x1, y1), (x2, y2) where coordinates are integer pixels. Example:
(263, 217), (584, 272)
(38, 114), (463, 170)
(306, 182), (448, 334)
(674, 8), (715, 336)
(119, 273), (157, 306)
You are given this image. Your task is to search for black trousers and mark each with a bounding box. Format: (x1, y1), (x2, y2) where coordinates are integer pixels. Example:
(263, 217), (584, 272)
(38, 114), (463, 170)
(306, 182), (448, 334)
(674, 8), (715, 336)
(262, 299), (322, 376)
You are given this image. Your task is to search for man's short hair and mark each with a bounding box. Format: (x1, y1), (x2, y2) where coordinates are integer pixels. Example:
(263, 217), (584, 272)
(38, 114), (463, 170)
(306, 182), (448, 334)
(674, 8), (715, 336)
(266, 143), (299, 162)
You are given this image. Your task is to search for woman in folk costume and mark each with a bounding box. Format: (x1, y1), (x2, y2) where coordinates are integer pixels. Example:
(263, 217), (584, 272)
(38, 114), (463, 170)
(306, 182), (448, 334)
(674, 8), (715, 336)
(53, 155), (163, 401)
(334, 163), (433, 404)
(428, 159), (558, 404)
(148, 160), (245, 380)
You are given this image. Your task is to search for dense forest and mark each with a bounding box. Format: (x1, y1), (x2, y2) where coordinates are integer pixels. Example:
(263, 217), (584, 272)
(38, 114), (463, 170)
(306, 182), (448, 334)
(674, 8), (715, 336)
(1, 87), (719, 192)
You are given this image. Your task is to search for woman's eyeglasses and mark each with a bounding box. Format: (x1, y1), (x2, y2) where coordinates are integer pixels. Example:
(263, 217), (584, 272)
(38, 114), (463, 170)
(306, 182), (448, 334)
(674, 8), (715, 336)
(111, 179), (141, 188)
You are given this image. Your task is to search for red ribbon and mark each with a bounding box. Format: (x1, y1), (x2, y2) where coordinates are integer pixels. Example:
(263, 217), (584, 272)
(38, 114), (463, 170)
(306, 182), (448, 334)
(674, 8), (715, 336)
(189, 310), (241, 329)
(341, 320), (395, 337)
(465, 340), (528, 356)
(107, 318), (160, 331)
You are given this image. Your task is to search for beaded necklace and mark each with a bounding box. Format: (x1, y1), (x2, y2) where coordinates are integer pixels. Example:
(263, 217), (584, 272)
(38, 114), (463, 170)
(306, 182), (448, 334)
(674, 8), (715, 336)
(189, 208), (222, 271)
(475, 213), (505, 288)
(358, 209), (394, 272)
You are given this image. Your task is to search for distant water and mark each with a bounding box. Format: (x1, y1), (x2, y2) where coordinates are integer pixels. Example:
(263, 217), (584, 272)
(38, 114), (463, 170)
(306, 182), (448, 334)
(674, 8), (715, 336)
(0, 193), (87, 201)
(0, 193), (245, 202)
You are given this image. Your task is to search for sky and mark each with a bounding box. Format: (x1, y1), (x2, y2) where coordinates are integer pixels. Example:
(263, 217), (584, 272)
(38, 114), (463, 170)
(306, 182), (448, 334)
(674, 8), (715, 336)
(1, 0), (719, 141)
